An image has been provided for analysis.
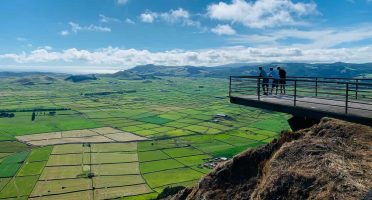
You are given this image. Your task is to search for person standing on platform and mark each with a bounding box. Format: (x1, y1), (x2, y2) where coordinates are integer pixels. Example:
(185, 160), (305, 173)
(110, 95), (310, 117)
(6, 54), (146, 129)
(258, 67), (269, 95)
(277, 67), (287, 94)
(269, 67), (279, 95)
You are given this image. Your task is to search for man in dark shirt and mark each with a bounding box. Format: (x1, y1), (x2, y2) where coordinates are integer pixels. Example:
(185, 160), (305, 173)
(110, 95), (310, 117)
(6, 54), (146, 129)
(277, 67), (287, 94)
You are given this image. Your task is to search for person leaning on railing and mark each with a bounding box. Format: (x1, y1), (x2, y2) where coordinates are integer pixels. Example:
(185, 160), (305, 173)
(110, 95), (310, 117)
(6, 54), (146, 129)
(259, 66), (269, 95)
(278, 67), (287, 94)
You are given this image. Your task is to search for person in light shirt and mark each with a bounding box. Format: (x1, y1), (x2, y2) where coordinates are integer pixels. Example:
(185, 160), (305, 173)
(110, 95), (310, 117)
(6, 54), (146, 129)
(258, 66), (269, 95)
(269, 67), (279, 95)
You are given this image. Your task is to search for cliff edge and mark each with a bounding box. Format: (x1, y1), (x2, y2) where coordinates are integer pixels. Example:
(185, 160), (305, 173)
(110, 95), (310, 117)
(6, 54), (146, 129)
(166, 118), (372, 200)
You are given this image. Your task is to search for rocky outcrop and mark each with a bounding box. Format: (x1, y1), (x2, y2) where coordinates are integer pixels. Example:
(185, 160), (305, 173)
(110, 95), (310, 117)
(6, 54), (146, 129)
(167, 118), (372, 200)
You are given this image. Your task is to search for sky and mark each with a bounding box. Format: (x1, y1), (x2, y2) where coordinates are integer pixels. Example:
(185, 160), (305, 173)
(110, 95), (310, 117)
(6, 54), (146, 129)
(0, 0), (372, 73)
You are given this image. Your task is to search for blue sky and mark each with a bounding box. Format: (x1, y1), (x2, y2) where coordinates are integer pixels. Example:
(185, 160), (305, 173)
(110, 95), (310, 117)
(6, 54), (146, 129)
(0, 0), (372, 73)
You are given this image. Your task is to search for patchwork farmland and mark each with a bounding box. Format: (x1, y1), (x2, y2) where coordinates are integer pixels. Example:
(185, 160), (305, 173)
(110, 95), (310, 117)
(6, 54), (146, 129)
(0, 77), (290, 199)
(16, 127), (148, 146)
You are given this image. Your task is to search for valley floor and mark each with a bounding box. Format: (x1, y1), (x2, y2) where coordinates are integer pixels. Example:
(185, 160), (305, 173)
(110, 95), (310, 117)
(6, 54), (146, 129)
(0, 76), (290, 199)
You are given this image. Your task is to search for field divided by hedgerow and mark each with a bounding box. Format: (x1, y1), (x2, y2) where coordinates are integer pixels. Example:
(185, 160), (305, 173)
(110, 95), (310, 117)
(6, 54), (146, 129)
(0, 77), (291, 199)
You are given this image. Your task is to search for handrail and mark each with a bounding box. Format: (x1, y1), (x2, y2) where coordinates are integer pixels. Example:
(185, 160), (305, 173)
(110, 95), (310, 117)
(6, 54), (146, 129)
(230, 75), (372, 81)
(229, 76), (372, 116)
(288, 76), (372, 81)
(230, 76), (372, 86)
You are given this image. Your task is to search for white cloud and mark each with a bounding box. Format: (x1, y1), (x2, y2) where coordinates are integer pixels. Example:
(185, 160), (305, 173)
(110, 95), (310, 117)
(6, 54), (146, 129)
(60, 30), (70, 36)
(69, 22), (111, 33)
(162, 8), (201, 27)
(38, 46), (53, 50)
(99, 14), (120, 23)
(140, 8), (201, 27)
(60, 22), (111, 36)
(140, 12), (157, 23)
(229, 24), (372, 49)
(125, 18), (135, 24)
(211, 24), (236, 35)
(16, 37), (27, 42)
(1, 46), (372, 72)
(116, 0), (128, 5)
(160, 8), (189, 23)
(207, 0), (318, 29)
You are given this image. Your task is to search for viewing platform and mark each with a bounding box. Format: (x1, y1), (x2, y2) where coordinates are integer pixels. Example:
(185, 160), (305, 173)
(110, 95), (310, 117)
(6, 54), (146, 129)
(229, 76), (372, 126)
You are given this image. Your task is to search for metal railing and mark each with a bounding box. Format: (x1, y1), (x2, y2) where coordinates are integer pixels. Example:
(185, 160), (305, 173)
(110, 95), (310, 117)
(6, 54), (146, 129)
(229, 76), (372, 116)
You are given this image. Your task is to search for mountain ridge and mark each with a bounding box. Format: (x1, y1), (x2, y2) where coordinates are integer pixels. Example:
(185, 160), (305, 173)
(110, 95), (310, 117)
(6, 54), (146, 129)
(1, 62), (371, 79)
(111, 62), (372, 79)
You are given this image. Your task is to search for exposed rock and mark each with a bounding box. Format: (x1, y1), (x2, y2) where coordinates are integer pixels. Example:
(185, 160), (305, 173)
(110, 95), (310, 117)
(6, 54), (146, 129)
(166, 118), (372, 200)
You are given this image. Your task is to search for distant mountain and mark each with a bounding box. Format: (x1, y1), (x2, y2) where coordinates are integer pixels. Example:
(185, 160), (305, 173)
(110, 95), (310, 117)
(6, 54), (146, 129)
(0, 71), (63, 78)
(108, 64), (210, 79)
(12, 75), (58, 85)
(1, 62), (371, 79)
(111, 63), (372, 79)
(126, 64), (207, 76)
(110, 70), (160, 80)
(64, 75), (97, 82)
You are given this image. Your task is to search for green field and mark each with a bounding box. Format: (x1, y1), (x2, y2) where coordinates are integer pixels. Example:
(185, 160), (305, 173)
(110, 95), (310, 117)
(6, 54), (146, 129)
(143, 168), (204, 188)
(140, 159), (185, 173)
(0, 111), (100, 140)
(138, 150), (170, 162)
(0, 76), (291, 199)
(31, 178), (92, 196)
(0, 151), (29, 178)
(0, 141), (29, 153)
(93, 175), (145, 188)
(27, 146), (53, 162)
(91, 152), (138, 164)
(92, 162), (140, 175)
(47, 154), (83, 166)
(0, 175), (39, 199)
(163, 147), (204, 158)
(17, 161), (46, 176)
(91, 143), (137, 152)
(40, 166), (84, 180)
(175, 154), (211, 166)
(52, 144), (84, 154)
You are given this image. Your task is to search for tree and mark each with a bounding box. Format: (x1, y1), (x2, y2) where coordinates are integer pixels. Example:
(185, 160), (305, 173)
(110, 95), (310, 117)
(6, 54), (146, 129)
(31, 112), (36, 121)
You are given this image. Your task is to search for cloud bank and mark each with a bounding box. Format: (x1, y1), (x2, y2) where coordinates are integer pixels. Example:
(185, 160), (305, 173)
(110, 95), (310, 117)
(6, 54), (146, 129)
(1, 46), (372, 73)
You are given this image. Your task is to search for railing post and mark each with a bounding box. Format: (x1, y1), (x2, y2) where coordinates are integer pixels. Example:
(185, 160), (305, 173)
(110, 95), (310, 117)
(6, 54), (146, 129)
(345, 82), (349, 114)
(229, 76), (232, 97)
(355, 79), (358, 100)
(315, 77), (318, 97)
(257, 77), (261, 101)
(294, 80), (297, 107)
